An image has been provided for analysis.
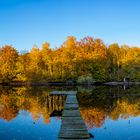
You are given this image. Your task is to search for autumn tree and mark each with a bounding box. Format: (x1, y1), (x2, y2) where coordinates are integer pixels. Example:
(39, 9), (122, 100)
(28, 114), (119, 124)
(0, 46), (18, 82)
(27, 45), (44, 81)
(16, 52), (30, 81)
(0, 36), (140, 83)
(40, 42), (53, 80)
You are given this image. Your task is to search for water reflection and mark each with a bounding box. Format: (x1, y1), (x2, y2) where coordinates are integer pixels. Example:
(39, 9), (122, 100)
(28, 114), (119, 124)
(78, 86), (140, 140)
(0, 86), (140, 140)
(0, 87), (66, 123)
(0, 86), (66, 140)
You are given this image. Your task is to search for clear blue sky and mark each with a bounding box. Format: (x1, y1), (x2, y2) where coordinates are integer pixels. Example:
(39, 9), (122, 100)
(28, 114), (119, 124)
(0, 0), (140, 51)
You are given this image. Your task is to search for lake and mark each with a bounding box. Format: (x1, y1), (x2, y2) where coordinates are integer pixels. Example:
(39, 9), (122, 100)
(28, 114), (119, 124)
(0, 85), (140, 140)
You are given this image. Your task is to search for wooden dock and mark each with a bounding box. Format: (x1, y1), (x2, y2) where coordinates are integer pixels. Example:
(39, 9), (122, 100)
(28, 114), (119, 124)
(55, 91), (90, 140)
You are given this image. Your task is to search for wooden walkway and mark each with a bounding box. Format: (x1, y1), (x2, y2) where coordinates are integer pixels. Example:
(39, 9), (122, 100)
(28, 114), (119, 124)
(51, 91), (90, 140)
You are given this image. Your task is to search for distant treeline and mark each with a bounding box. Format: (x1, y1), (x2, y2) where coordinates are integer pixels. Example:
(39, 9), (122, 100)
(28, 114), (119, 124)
(0, 36), (140, 83)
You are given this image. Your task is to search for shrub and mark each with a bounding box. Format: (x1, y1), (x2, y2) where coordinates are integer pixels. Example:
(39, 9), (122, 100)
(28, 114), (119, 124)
(77, 74), (95, 85)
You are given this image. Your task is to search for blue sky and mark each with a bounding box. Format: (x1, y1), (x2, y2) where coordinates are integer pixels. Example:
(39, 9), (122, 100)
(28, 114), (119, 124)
(0, 0), (140, 51)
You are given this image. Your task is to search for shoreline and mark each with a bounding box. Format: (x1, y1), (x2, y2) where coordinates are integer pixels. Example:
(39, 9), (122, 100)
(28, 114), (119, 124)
(104, 82), (140, 86)
(0, 81), (140, 87)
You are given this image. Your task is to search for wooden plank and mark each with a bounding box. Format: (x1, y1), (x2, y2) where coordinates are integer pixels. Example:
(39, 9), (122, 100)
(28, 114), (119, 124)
(59, 131), (90, 139)
(62, 116), (84, 122)
(66, 94), (77, 97)
(62, 121), (85, 124)
(50, 91), (76, 95)
(65, 98), (78, 102)
(66, 100), (78, 104)
(60, 122), (87, 128)
(60, 127), (87, 131)
(65, 95), (78, 104)
(61, 116), (83, 119)
(58, 92), (90, 139)
(66, 96), (77, 101)
(59, 132), (89, 137)
(64, 103), (79, 110)
(66, 95), (77, 100)
(63, 110), (81, 117)
(49, 91), (89, 139)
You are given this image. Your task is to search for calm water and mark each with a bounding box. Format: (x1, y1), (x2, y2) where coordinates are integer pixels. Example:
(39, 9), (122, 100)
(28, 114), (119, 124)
(0, 86), (140, 140)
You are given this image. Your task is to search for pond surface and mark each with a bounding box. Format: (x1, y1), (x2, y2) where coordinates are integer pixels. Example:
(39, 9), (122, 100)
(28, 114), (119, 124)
(0, 85), (140, 140)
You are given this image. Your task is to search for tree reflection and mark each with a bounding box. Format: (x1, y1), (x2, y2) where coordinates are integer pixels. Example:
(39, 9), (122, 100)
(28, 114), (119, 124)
(0, 86), (66, 123)
(78, 86), (140, 130)
(1, 86), (140, 129)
